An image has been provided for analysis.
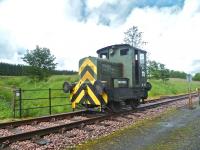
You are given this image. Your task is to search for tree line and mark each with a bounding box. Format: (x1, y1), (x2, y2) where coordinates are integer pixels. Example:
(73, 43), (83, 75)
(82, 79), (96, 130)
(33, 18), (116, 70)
(0, 59), (191, 81)
(0, 63), (29, 76)
(193, 73), (200, 81)
(147, 60), (200, 81)
(147, 60), (188, 82)
(0, 62), (77, 76)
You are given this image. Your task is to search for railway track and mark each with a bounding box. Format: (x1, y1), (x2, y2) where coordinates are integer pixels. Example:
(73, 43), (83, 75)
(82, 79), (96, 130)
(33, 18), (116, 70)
(0, 93), (193, 129)
(0, 93), (197, 147)
(0, 110), (87, 129)
(145, 92), (196, 104)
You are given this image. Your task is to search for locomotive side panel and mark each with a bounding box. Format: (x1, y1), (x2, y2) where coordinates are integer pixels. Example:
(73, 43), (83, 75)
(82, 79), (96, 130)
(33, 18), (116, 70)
(97, 60), (122, 87)
(108, 47), (134, 87)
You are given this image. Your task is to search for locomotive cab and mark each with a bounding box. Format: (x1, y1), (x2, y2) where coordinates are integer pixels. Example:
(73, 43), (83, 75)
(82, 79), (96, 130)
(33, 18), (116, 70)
(63, 44), (151, 112)
(97, 44), (147, 89)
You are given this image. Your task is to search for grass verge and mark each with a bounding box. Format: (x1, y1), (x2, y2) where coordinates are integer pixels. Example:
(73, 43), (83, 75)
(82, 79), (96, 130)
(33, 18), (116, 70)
(0, 76), (200, 119)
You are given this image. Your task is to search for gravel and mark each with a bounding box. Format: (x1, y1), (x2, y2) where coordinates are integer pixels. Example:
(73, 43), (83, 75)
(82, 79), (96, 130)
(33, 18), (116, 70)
(38, 122), (59, 129)
(8, 98), (196, 150)
(16, 125), (38, 132)
(57, 119), (72, 124)
(0, 129), (13, 137)
(10, 140), (40, 150)
(70, 116), (89, 121)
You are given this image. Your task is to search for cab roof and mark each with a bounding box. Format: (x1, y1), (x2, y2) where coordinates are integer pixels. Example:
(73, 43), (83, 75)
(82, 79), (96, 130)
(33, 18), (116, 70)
(96, 44), (146, 54)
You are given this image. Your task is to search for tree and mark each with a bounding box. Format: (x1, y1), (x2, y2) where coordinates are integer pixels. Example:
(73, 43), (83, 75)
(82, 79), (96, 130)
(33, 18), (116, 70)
(147, 60), (169, 82)
(159, 64), (170, 83)
(22, 46), (57, 80)
(169, 70), (187, 79)
(193, 73), (200, 81)
(147, 60), (160, 79)
(123, 26), (147, 48)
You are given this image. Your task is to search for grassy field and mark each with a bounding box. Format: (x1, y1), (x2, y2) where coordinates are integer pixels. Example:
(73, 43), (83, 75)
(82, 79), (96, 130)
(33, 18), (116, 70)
(148, 78), (200, 98)
(0, 75), (79, 119)
(0, 75), (200, 119)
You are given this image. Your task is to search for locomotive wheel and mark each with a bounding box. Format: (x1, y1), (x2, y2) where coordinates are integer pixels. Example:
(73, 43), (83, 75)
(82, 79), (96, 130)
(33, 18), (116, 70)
(109, 102), (121, 112)
(130, 99), (140, 109)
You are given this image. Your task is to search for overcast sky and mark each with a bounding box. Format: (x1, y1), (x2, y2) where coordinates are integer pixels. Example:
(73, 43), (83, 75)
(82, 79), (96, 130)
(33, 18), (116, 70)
(0, 0), (200, 73)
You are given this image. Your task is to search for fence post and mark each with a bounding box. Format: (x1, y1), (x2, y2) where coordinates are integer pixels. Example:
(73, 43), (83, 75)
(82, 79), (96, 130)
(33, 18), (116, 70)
(13, 88), (16, 118)
(19, 88), (22, 118)
(49, 88), (52, 115)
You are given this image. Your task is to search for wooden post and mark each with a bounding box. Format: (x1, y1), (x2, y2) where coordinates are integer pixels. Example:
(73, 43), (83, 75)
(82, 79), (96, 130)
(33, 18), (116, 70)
(198, 88), (200, 105)
(187, 74), (192, 109)
(188, 85), (193, 109)
(188, 92), (192, 109)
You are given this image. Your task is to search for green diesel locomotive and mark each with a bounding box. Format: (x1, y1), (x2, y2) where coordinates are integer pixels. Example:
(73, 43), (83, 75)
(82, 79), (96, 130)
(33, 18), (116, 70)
(63, 44), (151, 112)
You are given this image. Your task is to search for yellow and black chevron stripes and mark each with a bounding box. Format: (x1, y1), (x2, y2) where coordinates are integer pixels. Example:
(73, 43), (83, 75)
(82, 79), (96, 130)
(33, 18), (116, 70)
(70, 58), (108, 109)
(71, 83), (108, 109)
(72, 71), (95, 95)
(79, 58), (97, 75)
(87, 84), (107, 105)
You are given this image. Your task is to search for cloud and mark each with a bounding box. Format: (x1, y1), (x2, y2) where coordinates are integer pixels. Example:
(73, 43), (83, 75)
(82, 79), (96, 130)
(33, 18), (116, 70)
(0, 29), (25, 59)
(0, 0), (124, 69)
(0, 0), (199, 74)
(67, 0), (89, 22)
(137, 0), (184, 8)
(121, 0), (200, 73)
(91, 0), (184, 26)
(0, 30), (13, 58)
(192, 60), (200, 66)
(0, 0), (68, 61)
(65, 0), (185, 26)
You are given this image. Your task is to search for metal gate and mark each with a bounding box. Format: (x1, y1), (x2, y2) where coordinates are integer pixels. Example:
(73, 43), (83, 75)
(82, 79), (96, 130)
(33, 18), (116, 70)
(13, 88), (71, 118)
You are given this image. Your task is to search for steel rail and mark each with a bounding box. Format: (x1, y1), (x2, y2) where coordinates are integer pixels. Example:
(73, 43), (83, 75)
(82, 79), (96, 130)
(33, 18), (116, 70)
(140, 94), (195, 109)
(0, 93), (197, 145)
(145, 92), (196, 104)
(0, 110), (87, 129)
(0, 114), (108, 144)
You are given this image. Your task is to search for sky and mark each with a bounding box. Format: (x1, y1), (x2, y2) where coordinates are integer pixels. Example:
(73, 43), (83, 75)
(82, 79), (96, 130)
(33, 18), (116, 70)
(0, 0), (200, 74)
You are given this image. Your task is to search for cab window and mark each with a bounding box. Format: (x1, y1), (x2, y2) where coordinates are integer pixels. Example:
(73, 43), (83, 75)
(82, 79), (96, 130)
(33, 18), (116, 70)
(120, 49), (129, 56)
(100, 53), (109, 59)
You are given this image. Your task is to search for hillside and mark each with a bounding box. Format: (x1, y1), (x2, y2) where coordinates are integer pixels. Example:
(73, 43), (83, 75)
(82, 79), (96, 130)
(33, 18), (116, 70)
(0, 75), (200, 119)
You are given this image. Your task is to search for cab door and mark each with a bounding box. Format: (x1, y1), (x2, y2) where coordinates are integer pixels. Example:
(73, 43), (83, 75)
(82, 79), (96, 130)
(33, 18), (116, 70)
(139, 51), (147, 87)
(134, 50), (140, 86)
(134, 50), (147, 87)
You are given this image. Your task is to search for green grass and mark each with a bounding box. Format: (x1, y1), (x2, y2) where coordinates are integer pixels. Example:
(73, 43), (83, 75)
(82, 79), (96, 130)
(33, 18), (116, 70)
(148, 78), (200, 98)
(0, 76), (200, 119)
(0, 75), (79, 119)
